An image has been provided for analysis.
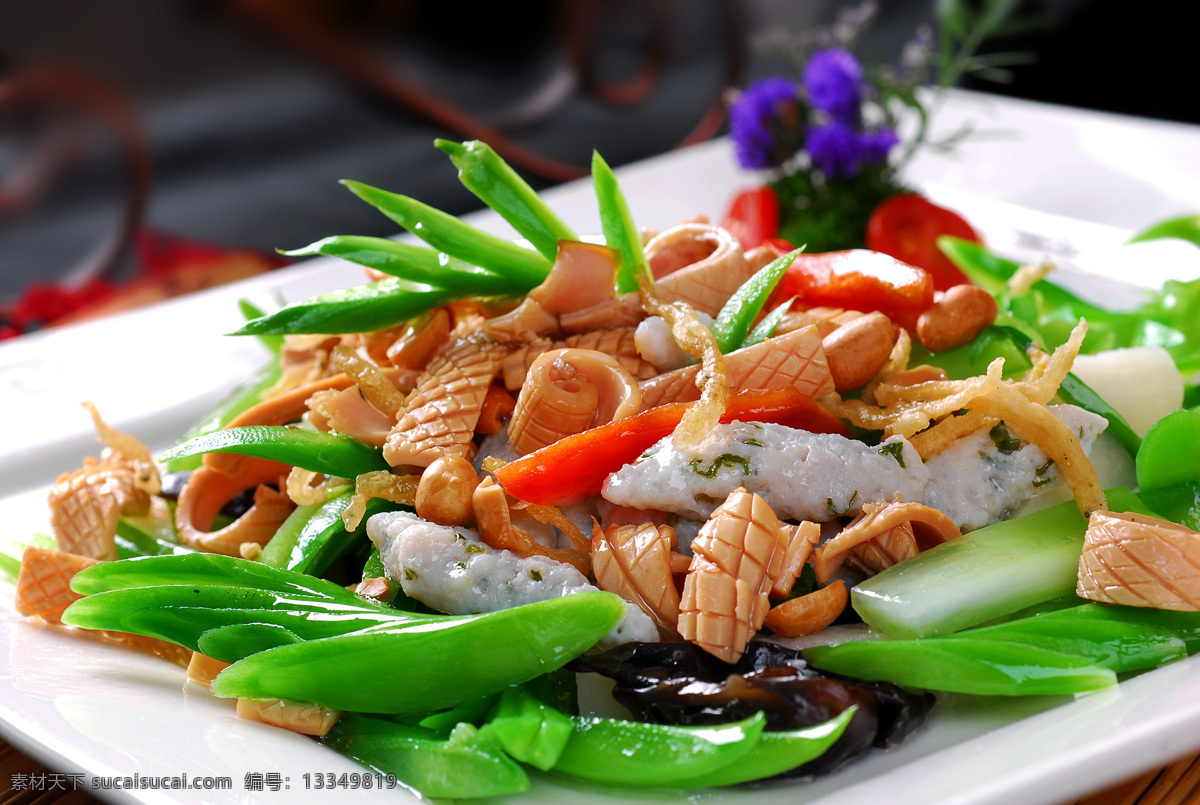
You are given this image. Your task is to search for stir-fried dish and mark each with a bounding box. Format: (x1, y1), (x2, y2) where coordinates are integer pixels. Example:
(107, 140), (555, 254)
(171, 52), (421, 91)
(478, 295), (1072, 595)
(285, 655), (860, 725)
(7, 140), (1200, 799)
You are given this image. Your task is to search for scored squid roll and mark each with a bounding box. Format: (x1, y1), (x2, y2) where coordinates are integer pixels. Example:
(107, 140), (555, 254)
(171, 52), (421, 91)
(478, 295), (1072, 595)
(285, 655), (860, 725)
(508, 348), (643, 455)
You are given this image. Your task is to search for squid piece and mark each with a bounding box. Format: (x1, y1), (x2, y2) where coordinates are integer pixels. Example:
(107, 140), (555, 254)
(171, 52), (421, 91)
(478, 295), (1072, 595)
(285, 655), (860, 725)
(559, 223), (755, 333)
(1077, 511), (1200, 610)
(236, 698), (341, 737)
(637, 325), (835, 409)
(677, 488), (789, 663)
(770, 521), (822, 599)
(14, 546), (192, 666)
(481, 297), (562, 343)
(307, 386), (395, 447)
(527, 240), (619, 314)
(508, 348), (643, 454)
(47, 403), (159, 560)
(383, 332), (509, 468)
(591, 521), (684, 632)
(811, 501), (962, 584)
(501, 328), (656, 391)
(175, 458), (295, 557)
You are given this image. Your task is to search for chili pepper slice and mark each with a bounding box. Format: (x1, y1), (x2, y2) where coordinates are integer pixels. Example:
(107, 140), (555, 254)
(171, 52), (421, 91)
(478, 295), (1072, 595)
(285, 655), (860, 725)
(209, 591), (625, 714)
(720, 185), (781, 250)
(493, 387), (850, 506)
(768, 249), (934, 327)
(158, 425), (390, 480)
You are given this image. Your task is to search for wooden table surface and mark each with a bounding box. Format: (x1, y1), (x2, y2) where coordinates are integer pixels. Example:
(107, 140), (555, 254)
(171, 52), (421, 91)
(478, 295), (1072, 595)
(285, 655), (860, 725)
(4, 736), (1199, 805)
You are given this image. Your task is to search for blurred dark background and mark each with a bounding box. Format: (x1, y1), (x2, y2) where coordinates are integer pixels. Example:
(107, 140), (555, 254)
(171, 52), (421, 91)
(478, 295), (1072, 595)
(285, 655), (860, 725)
(0, 0), (1195, 326)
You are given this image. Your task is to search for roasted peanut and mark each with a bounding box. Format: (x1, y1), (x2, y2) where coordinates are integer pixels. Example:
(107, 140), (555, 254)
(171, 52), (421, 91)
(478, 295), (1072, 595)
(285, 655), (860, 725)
(821, 311), (898, 393)
(764, 579), (848, 637)
(916, 284), (998, 353)
(415, 455), (479, 526)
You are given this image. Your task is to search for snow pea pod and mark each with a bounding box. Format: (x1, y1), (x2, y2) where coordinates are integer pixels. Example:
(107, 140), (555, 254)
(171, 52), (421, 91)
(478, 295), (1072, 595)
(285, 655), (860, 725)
(326, 718), (529, 799)
(592, 151), (651, 294)
(711, 248), (800, 353)
(281, 234), (512, 291)
(68, 552), (374, 602)
(551, 712), (766, 787)
(477, 686), (573, 771)
(1128, 213), (1200, 248)
(62, 585), (427, 659)
(436, 139), (577, 261)
(1136, 409), (1200, 491)
(343, 180), (551, 286)
(684, 708), (855, 788)
(196, 622), (303, 660)
(210, 591), (625, 714)
(1140, 481), (1200, 531)
(1043, 603), (1200, 654)
(232, 276), (458, 336)
(804, 638), (1117, 696)
(158, 425), (389, 480)
(280, 489), (400, 577)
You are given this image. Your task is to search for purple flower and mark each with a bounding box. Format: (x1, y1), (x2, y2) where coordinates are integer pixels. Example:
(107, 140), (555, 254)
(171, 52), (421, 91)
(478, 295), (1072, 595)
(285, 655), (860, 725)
(803, 49), (862, 124)
(861, 127), (899, 164)
(729, 77), (803, 169)
(806, 121), (865, 178)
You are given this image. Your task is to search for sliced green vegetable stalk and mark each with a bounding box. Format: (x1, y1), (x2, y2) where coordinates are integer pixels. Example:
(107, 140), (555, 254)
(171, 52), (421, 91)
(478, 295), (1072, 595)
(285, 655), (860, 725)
(209, 591), (624, 714)
(592, 151), (650, 293)
(343, 180), (551, 286)
(436, 139), (577, 261)
(852, 487), (1151, 638)
(1128, 213), (1200, 248)
(711, 248), (802, 353)
(326, 718), (529, 799)
(281, 235), (513, 293)
(157, 425), (389, 480)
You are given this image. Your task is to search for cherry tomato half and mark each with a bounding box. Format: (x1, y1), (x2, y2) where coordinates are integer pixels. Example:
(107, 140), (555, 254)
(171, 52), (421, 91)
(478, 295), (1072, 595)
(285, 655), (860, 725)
(866, 194), (981, 291)
(721, 186), (781, 250)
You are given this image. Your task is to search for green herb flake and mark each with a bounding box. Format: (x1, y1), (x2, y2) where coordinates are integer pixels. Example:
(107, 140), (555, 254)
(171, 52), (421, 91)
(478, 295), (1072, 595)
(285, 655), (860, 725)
(989, 423), (1022, 455)
(689, 453), (753, 479)
(848, 489), (859, 508)
(403, 567), (419, 581)
(464, 543), (487, 555)
(742, 438), (764, 448)
(530, 569), (543, 582)
(1033, 459), (1057, 487)
(878, 441), (907, 468)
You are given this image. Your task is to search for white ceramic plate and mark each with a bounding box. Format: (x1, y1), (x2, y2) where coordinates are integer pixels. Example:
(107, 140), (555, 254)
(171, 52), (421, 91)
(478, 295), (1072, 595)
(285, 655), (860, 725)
(4, 133), (1200, 805)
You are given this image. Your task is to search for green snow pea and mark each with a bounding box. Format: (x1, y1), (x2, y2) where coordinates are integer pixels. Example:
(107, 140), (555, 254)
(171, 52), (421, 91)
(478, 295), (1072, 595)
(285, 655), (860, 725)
(68, 551), (367, 600)
(805, 638), (1117, 696)
(436, 139), (577, 261)
(210, 591), (625, 714)
(478, 686), (574, 771)
(418, 694), (500, 735)
(343, 179), (551, 286)
(158, 426), (389, 480)
(259, 487), (399, 577)
(711, 248), (801, 353)
(947, 609), (1187, 673)
(745, 295), (796, 348)
(196, 622), (303, 659)
(232, 277), (459, 336)
(281, 235), (513, 293)
(326, 718), (529, 799)
(237, 299), (284, 356)
(1136, 409), (1200, 491)
(1043, 603), (1200, 654)
(1128, 213), (1200, 248)
(551, 712), (766, 787)
(683, 708), (856, 788)
(592, 150), (650, 294)
(1140, 481), (1200, 531)
(62, 585), (415, 662)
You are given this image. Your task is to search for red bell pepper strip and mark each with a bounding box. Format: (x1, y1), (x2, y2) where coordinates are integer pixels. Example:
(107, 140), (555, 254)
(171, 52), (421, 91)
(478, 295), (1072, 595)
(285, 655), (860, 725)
(492, 387), (849, 506)
(769, 249), (935, 329)
(721, 186), (781, 250)
(866, 194), (980, 292)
